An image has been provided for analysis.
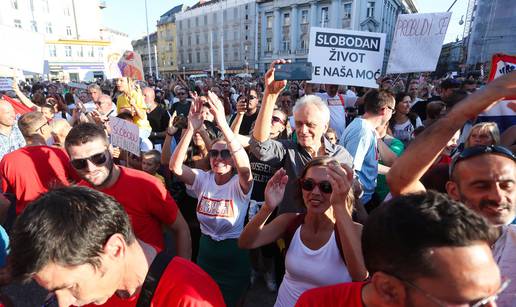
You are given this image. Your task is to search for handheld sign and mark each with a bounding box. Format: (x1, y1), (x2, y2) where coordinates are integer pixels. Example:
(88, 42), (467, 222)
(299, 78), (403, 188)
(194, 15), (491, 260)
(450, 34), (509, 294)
(387, 12), (451, 74)
(308, 27), (386, 88)
(0, 78), (13, 91)
(108, 117), (141, 156)
(0, 25), (45, 74)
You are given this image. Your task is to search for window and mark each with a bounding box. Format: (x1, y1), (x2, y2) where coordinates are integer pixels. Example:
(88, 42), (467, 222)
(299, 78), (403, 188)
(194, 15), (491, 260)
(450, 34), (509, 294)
(48, 44), (56, 57)
(11, 0), (18, 9)
(14, 19), (22, 28)
(367, 1), (375, 18)
(66, 26), (72, 36)
(284, 13), (290, 26)
(266, 38), (272, 52)
(195, 17), (199, 26)
(233, 50), (238, 60)
(213, 31), (218, 41)
(180, 37), (183, 47)
(234, 31), (238, 40)
(204, 33), (208, 43)
(188, 53), (192, 63)
(196, 52), (200, 62)
(98, 47), (104, 58)
(234, 7), (238, 18)
(77, 46), (83, 57)
(301, 35), (309, 50)
(31, 21), (38, 32)
(64, 6), (70, 16)
(204, 15), (208, 25)
(196, 34), (199, 44)
(301, 10), (308, 24)
(282, 40), (290, 52)
(343, 3), (352, 18)
(245, 14), (248, 20)
(188, 19), (191, 28)
(46, 22), (53, 34)
(65, 46), (72, 57)
(266, 15), (273, 29)
(223, 10), (227, 19)
(213, 12), (217, 23)
(188, 36), (191, 46)
(321, 7), (329, 26)
(88, 46), (94, 57)
(178, 20), (182, 30)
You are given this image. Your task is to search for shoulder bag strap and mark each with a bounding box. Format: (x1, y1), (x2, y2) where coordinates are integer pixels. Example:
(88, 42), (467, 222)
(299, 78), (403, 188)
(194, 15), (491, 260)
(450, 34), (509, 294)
(136, 251), (174, 307)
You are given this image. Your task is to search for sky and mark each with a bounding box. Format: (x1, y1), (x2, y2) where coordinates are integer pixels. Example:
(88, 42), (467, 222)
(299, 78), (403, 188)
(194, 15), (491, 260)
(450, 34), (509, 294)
(101, 0), (470, 44)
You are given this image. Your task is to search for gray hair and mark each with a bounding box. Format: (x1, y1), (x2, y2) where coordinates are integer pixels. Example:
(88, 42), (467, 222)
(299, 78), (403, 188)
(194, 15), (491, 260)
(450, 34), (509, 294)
(293, 95), (330, 126)
(87, 84), (101, 92)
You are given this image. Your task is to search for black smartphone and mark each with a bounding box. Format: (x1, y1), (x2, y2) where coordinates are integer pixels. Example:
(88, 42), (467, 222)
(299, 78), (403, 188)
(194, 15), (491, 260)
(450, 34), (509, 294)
(274, 62), (313, 81)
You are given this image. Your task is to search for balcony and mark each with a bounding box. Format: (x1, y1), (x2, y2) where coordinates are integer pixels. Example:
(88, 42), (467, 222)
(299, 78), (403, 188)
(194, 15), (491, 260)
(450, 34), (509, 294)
(295, 49), (308, 55)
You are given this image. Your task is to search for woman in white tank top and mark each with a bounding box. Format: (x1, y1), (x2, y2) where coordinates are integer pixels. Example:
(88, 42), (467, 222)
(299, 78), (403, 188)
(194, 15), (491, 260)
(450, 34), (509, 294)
(239, 157), (367, 306)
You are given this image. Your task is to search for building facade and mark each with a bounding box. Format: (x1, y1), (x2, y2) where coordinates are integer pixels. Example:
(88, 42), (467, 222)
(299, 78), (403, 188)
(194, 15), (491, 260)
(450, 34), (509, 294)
(157, 5), (183, 78)
(436, 40), (463, 77)
(132, 32), (158, 78)
(175, 0), (258, 76)
(466, 0), (516, 67)
(0, 0), (109, 81)
(256, 0), (417, 73)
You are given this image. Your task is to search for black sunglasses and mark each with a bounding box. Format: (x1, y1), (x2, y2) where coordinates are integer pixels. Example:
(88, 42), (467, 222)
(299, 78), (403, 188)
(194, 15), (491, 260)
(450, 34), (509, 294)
(209, 149), (231, 160)
(70, 151), (108, 170)
(450, 145), (515, 176)
(300, 178), (333, 194)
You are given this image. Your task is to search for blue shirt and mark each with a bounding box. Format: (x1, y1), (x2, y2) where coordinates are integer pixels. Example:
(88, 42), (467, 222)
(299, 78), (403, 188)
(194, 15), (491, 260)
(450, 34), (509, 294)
(339, 118), (378, 204)
(0, 124), (26, 162)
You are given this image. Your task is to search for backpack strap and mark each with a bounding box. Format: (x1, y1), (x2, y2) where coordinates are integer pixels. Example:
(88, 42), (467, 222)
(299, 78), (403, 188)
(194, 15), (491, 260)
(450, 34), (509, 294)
(136, 251), (174, 307)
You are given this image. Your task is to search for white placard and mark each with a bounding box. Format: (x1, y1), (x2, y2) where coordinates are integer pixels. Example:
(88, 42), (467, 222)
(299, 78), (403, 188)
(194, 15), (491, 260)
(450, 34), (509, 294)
(0, 78), (13, 91)
(308, 27), (386, 88)
(108, 117), (140, 156)
(0, 25), (45, 74)
(387, 12), (451, 74)
(67, 82), (88, 90)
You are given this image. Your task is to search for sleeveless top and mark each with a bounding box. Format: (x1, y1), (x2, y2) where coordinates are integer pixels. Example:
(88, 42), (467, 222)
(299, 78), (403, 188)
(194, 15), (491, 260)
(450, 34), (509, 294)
(274, 226), (352, 307)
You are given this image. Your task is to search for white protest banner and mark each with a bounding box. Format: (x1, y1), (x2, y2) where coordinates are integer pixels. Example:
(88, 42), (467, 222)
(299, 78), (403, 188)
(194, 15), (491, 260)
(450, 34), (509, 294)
(108, 117), (140, 156)
(0, 25), (45, 74)
(0, 78), (13, 91)
(387, 12), (451, 74)
(308, 27), (386, 88)
(67, 82), (88, 90)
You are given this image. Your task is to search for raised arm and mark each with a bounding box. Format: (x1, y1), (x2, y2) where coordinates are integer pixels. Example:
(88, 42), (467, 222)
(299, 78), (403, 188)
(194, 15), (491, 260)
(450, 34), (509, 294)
(327, 163), (368, 281)
(12, 79), (38, 110)
(207, 91), (253, 194)
(168, 102), (202, 186)
(387, 71), (516, 196)
(160, 111), (178, 165)
(252, 60), (288, 142)
(239, 168), (297, 249)
(230, 100), (246, 133)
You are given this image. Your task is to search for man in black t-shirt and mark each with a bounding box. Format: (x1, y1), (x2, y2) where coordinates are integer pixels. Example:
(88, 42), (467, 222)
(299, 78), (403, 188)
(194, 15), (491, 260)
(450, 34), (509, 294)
(143, 87), (170, 147)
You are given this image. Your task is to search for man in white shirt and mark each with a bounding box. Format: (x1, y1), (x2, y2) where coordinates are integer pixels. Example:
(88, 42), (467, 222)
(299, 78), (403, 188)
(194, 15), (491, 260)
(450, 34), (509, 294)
(316, 84), (357, 137)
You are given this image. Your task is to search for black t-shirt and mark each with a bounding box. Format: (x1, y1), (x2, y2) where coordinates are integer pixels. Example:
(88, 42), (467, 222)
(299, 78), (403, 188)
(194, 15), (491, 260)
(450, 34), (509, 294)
(249, 153), (279, 202)
(229, 111), (259, 136)
(147, 105), (170, 145)
(411, 96), (441, 121)
(169, 101), (192, 142)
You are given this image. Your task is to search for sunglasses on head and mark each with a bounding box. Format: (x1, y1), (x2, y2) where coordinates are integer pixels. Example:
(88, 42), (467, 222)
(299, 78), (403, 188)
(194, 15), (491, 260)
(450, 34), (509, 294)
(209, 149), (231, 159)
(272, 116), (286, 125)
(449, 145), (515, 176)
(70, 151), (108, 170)
(300, 178), (332, 194)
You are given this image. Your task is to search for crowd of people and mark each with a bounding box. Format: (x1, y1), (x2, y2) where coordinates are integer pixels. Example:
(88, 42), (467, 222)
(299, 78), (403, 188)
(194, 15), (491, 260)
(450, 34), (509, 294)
(0, 60), (514, 307)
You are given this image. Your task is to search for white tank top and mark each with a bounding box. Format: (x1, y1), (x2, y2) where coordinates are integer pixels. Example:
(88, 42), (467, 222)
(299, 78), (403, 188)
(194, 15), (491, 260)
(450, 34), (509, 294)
(274, 225), (352, 307)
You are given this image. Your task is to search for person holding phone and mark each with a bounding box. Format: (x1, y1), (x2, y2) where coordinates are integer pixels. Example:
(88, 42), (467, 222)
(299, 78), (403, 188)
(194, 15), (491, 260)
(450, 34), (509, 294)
(229, 86), (261, 136)
(169, 91), (253, 307)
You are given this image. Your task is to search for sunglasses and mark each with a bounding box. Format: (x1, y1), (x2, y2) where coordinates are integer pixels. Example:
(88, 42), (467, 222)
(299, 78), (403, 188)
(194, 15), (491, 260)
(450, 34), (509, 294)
(272, 116), (286, 125)
(70, 151), (108, 170)
(209, 149), (231, 159)
(300, 178), (332, 194)
(450, 145), (515, 176)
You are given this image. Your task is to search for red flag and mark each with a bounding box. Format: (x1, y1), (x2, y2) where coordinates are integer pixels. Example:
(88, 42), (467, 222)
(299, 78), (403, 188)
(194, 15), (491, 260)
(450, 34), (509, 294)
(488, 53), (516, 100)
(1, 95), (32, 117)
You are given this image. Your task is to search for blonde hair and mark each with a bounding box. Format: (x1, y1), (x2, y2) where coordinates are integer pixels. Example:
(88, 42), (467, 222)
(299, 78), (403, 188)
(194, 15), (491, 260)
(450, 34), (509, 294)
(465, 122), (500, 148)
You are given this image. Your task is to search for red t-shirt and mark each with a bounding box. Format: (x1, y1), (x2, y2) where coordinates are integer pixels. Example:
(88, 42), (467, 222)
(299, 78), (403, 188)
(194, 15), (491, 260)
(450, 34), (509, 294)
(295, 282), (366, 307)
(79, 166), (178, 251)
(84, 257), (225, 307)
(0, 146), (75, 214)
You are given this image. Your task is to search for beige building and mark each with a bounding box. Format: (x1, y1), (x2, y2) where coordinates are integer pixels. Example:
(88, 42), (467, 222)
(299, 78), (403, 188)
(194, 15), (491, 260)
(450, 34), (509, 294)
(157, 4), (183, 78)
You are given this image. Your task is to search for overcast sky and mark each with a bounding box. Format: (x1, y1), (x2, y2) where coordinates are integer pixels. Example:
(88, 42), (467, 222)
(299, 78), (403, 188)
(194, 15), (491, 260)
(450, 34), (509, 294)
(102, 0), (470, 43)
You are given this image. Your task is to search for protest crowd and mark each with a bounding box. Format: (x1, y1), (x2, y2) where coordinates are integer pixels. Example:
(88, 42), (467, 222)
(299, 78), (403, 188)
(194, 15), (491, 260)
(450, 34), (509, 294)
(0, 53), (514, 307)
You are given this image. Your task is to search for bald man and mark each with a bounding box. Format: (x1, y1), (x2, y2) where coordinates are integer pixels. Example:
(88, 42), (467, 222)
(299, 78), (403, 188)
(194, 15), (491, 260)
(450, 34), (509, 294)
(144, 87), (169, 147)
(0, 99), (26, 160)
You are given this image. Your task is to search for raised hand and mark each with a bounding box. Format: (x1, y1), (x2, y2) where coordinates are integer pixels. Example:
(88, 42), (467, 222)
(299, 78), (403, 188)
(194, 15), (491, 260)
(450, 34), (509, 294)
(264, 168), (288, 210)
(327, 162), (354, 216)
(188, 92), (204, 131)
(206, 90), (227, 125)
(264, 59), (288, 95)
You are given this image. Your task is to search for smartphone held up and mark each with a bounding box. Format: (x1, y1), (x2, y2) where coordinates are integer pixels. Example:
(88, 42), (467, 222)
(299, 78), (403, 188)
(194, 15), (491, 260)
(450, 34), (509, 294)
(274, 62), (313, 81)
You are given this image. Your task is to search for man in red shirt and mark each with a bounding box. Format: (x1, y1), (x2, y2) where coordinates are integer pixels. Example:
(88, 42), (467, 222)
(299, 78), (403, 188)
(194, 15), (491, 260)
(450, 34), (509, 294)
(0, 111), (75, 217)
(64, 123), (191, 257)
(296, 192), (506, 307)
(9, 186), (224, 307)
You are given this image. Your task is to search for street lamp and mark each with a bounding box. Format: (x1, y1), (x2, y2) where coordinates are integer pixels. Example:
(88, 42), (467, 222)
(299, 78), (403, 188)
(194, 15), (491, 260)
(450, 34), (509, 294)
(245, 61), (249, 74)
(182, 66), (185, 80)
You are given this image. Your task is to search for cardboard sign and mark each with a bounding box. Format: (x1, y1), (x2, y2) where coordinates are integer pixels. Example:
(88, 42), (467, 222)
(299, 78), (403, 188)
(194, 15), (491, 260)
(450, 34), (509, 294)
(308, 27), (386, 88)
(108, 117), (140, 156)
(0, 25), (45, 74)
(0, 78), (13, 91)
(387, 12), (451, 74)
(118, 51), (144, 81)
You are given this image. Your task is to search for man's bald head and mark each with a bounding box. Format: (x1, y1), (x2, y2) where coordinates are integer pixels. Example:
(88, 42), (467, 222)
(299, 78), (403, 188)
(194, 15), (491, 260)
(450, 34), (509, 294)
(142, 87), (156, 106)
